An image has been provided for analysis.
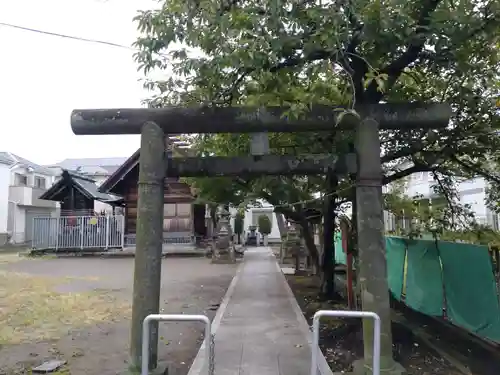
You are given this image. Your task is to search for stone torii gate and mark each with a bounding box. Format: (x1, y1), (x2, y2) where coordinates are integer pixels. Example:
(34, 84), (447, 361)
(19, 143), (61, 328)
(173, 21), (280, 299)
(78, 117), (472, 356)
(70, 103), (451, 374)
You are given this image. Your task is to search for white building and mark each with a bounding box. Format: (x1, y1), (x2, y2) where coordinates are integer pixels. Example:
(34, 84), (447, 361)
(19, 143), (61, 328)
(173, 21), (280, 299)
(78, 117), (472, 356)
(0, 152), (59, 246)
(387, 171), (498, 230)
(230, 200), (282, 244)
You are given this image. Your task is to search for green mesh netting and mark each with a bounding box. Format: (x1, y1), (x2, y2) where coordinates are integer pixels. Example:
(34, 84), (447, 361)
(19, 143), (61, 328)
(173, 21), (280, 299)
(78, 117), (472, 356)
(438, 242), (500, 341)
(405, 239), (444, 316)
(334, 232), (347, 265)
(330, 232), (500, 343)
(385, 237), (407, 301)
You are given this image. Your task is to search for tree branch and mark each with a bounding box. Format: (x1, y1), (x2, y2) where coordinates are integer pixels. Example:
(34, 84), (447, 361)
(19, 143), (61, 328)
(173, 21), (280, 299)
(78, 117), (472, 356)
(364, 0), (443, 102)
(219, 46), (337, 103)
(343, 1), (367, 103)
(381, 137), (429, 163)
(383, 164), (434, 185)
(450, 155), (500, 184)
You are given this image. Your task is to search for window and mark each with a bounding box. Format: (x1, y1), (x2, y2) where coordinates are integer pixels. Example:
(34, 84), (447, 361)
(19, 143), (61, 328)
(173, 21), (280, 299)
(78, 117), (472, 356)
(413, 172), (426, 181)
(164, 203), (192, 217)
(35, 176), (46, 189)
(176, 203), (191, 216)
(15, 173), (27, 186)
(163, 204), (176, 216)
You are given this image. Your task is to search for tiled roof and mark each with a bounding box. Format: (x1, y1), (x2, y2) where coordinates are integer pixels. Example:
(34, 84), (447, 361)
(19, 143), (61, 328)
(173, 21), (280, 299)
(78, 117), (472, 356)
(50, 157), (128, 171)
(0, 154), (11, 165)
(0, 152), (55, 175)
(99, 146), (192, 193)
(67, 171), (122, 201)
(40, 170), (122, 203)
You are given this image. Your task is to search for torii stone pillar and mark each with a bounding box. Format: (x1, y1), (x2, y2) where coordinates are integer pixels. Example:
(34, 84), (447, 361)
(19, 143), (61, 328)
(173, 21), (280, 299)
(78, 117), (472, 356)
(129, 122), (165, 370)
(351, 117), (404, 375)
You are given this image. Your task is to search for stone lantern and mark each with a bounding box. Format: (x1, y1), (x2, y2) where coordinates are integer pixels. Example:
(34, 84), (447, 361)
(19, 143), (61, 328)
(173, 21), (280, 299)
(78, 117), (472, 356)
(212, 207), (235, 263)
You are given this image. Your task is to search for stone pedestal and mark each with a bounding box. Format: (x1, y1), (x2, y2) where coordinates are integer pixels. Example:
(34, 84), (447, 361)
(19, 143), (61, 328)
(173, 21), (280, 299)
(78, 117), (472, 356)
(349, 359), (406, 375)
(284, 227), (307, 274)
(211, 208), (236, 264)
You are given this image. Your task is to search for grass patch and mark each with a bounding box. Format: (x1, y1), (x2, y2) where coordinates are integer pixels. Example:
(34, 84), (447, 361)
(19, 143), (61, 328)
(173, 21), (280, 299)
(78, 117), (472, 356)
(0, 270), (131, 345)
(0, 253), (25, 265)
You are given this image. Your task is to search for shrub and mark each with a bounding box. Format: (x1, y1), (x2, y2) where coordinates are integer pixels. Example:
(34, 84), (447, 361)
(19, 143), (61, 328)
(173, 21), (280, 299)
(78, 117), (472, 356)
(258, 214), (272, 236)
(234, 211), (244, 235)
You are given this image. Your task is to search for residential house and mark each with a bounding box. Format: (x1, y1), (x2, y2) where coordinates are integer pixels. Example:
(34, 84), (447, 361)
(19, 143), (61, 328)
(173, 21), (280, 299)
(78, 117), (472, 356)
(0, 152), (58, 245)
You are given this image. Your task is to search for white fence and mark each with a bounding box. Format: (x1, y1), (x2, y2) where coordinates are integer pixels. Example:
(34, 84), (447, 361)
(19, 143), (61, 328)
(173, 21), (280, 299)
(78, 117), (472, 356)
(32, 215), (125, 251)
(124, 232), (195, 248)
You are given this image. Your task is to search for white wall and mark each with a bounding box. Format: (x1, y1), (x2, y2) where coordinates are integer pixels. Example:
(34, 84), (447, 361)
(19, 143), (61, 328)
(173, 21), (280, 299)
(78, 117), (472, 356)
(398, 173), (497, 228)
(93, 175), (115, 214)
(94, 200), (114, 214)
(229, 201), (281, 242)
(0, 163), (10, 233)
(12, 205), (26, 242)
(5, 165), (58, 243)
(404, 171), (432, 197)
(10, 166), (56, 189)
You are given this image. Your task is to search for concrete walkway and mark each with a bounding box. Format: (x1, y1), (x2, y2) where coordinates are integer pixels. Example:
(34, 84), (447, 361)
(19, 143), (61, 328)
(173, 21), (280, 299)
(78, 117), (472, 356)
(188, 246), (332, 375)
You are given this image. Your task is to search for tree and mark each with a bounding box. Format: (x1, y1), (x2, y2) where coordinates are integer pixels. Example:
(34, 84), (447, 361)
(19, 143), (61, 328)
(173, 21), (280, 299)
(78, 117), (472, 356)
(134, 0), (500, 260)
(133, 0), (500, 361)
(234, 210), (244, 244)
(258, 214), (272, 245)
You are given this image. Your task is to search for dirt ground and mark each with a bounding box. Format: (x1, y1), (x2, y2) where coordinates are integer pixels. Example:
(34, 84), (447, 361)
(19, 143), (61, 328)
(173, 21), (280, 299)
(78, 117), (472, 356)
(0, 253), (237, 375)
(286, 274), (464, 375)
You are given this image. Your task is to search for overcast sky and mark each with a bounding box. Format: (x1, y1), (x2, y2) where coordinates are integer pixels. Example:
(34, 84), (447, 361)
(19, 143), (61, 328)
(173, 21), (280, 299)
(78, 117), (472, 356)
(0, 0), (159, 165)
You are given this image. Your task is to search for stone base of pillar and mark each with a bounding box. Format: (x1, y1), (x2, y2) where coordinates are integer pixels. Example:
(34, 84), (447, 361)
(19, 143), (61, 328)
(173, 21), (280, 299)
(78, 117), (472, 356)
(211, 245), (236, 264)
(348, 358), (406, 375)
(211, 253), (236, 264)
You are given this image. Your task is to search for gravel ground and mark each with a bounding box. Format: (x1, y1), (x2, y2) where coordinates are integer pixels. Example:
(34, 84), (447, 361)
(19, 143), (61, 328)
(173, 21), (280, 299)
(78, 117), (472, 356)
(286, 275), (463, 375)
(0, 256), (237, 375)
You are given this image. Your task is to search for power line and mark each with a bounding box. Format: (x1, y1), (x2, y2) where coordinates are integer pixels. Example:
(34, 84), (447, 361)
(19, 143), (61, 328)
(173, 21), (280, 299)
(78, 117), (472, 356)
(0, 21), (135, 51)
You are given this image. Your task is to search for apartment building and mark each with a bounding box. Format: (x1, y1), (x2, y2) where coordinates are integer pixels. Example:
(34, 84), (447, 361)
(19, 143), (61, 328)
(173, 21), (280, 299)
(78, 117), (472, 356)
(385, 171), (499, 230)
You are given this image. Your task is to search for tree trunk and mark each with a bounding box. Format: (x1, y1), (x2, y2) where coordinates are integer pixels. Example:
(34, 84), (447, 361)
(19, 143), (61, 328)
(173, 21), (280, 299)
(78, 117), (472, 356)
(275, 212), (287, 238)
(210, 205), (218, 235)
(348, 141), (359, 307)
(274, 206), (320, 272)
(320, 173), (339, 300)
(300, 220), (320, 274)
(275, 213), (287, 262)
(320, 196), (337, 299)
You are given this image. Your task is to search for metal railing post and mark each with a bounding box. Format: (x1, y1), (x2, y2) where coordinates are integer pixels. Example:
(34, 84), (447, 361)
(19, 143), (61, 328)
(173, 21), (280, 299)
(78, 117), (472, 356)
(55, 217), (60, 251)
(310, 310), (381, 375)
(105, 215), (110, 249)
(142, 314), (212, 375)
(79, 217), (84, 250)
(121, 215), (125, 249)
(31, 217), (35, 249)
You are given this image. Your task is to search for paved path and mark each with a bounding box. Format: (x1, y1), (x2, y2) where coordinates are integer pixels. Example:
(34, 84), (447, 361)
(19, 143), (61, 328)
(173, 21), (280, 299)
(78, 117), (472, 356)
(189, 246), (323, 375)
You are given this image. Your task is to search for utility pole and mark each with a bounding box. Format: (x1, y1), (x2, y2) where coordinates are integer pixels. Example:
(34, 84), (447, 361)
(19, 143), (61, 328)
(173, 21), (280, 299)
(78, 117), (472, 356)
(129, 122), (165, 370)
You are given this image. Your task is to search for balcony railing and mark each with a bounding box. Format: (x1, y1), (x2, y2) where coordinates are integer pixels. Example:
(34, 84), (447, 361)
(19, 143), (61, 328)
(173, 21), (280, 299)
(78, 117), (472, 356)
(9, 185), (58, 208)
